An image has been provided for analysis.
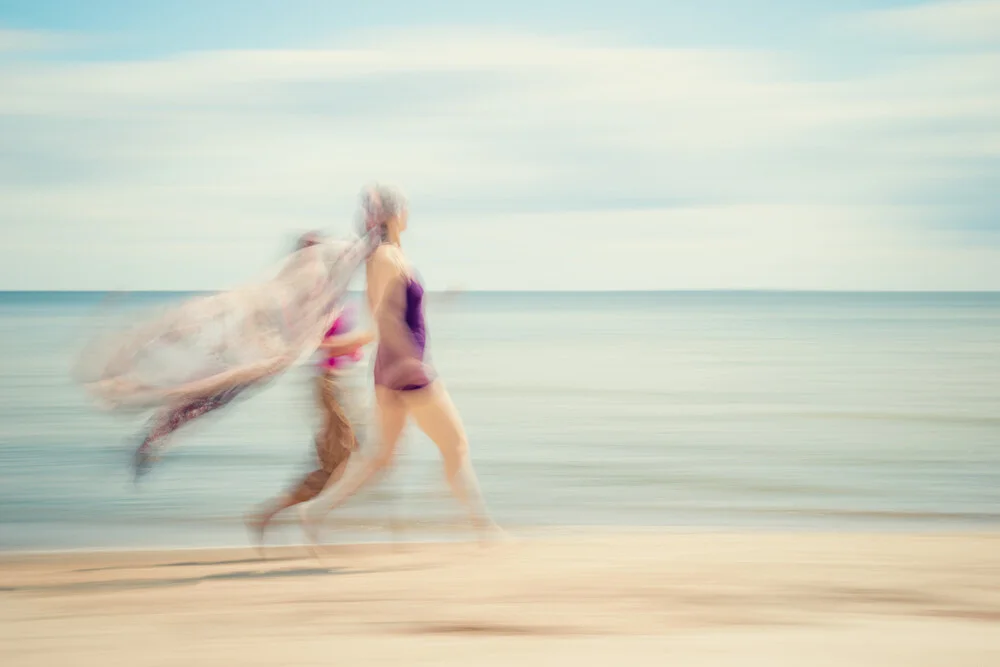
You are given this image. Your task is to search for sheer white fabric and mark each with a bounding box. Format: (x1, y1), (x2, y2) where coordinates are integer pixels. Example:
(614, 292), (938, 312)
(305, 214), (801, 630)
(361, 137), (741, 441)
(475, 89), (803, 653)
(76, 231), (378, 411)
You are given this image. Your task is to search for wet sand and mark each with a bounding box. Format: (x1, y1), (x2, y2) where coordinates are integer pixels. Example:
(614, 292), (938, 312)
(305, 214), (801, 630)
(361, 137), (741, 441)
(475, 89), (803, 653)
(2, 532), (999, 666)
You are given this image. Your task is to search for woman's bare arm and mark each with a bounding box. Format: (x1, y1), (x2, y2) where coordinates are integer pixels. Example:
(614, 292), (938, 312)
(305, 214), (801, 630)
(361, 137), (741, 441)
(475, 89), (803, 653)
(320, 329), (375, 355)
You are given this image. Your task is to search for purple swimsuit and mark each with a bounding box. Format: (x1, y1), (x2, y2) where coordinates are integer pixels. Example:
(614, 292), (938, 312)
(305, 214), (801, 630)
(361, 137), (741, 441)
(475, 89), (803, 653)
(373, 275), (435, 392)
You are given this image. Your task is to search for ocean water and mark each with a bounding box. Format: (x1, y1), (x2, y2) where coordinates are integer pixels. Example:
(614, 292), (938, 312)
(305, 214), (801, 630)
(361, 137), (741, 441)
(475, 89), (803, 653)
(1, 291), (999, 551)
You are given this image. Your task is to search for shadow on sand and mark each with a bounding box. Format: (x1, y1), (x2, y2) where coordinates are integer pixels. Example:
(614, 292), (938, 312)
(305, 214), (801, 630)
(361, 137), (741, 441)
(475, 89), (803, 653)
(1, 565), (357, 594)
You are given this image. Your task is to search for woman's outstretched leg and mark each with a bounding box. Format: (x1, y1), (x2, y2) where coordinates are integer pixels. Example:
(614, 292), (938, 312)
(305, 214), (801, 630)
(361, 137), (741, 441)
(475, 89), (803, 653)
(406, 382), (498, 539)
(301, 387), (407, 542)
(249, 375), (357, 546)
(246, 456), (350, 547)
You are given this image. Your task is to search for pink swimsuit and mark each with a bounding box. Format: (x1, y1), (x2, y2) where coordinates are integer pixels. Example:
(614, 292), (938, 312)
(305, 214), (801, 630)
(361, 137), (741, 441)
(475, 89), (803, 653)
(319, 303), (363, 372)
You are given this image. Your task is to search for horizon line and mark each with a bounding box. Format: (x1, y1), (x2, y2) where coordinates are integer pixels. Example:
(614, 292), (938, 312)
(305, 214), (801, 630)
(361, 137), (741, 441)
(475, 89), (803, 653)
(3, 289), (1000, 295)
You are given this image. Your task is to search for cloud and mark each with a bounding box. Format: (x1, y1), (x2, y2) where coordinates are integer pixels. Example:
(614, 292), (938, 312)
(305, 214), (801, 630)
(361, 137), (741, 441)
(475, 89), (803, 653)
(0, 29), (57, 52)
(412, 205), (1000, 291)
(10, 201), (999, 291)
(0, 27), (86, 54)
(856, 0), (1000, 47)
(1, 26), (998, 290)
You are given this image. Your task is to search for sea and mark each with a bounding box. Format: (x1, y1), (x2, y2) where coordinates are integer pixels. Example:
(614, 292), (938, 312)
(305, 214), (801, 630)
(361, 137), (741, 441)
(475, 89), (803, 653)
(1, 291), (999, 551)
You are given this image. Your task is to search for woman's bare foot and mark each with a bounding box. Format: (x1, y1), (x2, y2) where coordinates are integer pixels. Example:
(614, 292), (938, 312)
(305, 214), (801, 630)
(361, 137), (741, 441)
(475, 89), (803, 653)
(297, 504), (325, 560)
(244, 513), (268, 557)
(474, 518), (511, 547)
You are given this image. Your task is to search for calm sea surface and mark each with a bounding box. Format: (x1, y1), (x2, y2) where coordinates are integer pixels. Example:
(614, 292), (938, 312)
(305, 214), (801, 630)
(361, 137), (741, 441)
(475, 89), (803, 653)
(1, 291), (999, 550)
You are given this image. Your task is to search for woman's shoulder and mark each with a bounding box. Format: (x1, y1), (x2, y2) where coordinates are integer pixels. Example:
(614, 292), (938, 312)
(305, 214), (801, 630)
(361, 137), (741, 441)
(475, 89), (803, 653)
(370, 244), (409, 275)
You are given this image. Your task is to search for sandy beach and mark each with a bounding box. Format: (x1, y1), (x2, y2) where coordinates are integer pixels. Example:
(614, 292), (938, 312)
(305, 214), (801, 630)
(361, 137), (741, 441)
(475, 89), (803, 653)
(1, 532), (999, 666)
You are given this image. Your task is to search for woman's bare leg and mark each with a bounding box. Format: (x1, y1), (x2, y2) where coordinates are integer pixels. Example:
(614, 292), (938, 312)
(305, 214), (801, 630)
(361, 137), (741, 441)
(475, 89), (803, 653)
(248, 374), (355, 543)
(302, 387), (408, 533)
(405, 382), (498, 538)
(247, 454), (352, 543)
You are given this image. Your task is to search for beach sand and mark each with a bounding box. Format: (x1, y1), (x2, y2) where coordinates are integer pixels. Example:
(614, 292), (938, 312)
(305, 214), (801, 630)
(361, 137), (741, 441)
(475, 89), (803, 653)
(2, 532), (999, 666)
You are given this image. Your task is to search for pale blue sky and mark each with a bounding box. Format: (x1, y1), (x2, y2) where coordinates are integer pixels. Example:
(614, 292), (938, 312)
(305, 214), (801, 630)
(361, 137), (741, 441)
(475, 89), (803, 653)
(1, 0), (998, 290)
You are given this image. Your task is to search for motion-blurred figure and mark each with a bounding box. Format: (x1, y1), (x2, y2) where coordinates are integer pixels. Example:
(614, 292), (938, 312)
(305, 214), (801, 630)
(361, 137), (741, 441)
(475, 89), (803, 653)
(302, 185), (501, 544)
(246, 233), (375, 545)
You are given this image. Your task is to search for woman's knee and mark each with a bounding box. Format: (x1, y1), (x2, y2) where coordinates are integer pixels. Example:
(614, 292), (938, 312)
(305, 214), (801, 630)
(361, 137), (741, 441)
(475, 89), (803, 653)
(410, 388), (468, 452)
(441, 440), (470, 479)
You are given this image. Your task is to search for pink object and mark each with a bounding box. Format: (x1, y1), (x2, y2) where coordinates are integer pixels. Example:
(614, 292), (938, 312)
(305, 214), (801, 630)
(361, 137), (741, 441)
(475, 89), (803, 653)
(318, 303), (363, 371)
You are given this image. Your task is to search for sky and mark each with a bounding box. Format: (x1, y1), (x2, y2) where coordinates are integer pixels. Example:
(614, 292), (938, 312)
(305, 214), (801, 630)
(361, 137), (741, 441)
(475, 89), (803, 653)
(1, 0), (998, 291)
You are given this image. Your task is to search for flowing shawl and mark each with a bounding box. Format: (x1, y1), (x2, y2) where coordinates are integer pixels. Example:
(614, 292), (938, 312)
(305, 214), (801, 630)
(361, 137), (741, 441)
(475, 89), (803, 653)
(74, 228), (379, 414)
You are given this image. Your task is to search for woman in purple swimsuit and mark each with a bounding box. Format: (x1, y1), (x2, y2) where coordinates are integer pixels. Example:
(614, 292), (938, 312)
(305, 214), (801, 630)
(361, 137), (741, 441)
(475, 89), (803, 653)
(303, 185), (499, 541)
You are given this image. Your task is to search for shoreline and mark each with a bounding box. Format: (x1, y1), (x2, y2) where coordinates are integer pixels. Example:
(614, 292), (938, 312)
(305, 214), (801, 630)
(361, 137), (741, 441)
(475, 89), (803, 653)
(6, 521), (1000, 558)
